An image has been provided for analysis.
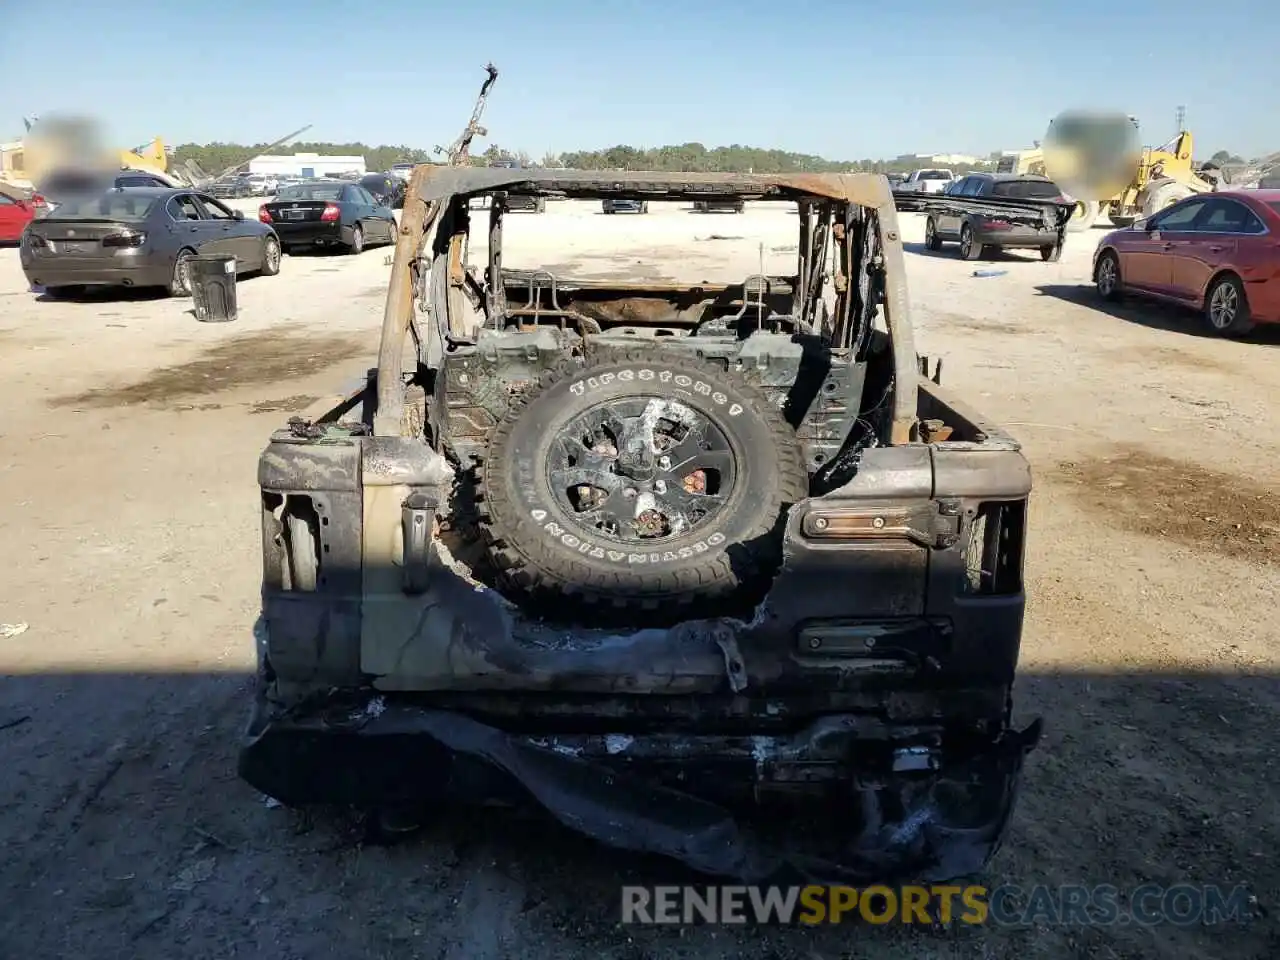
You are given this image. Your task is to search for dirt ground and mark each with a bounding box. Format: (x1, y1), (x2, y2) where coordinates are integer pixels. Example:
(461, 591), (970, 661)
(1, 198), (1277, 960)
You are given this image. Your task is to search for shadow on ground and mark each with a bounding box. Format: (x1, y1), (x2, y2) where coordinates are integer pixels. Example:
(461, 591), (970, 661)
(902, 242), (1044, 264)
(33, 286), (172, 304)
(0, 665), (1274, 960)
(1036, 283), (1280, 345)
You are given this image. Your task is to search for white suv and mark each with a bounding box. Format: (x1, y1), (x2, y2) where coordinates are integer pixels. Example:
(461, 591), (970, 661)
(900, 168), (955, 194)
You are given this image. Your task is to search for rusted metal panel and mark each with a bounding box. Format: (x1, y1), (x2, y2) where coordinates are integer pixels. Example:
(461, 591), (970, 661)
(380, 168), (918, 443)
(410, 168), (896, 209)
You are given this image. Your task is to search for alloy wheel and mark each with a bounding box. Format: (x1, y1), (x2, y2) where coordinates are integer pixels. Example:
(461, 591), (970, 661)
(1097, 257), (1117, 297)
(1209, 282), (1238, 329)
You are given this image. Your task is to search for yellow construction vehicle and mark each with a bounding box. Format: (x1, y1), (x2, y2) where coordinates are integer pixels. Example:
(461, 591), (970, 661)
(1043, 112), (1224, 230)
(119, 137), (170, 175)
(995, 148), (1046, 177)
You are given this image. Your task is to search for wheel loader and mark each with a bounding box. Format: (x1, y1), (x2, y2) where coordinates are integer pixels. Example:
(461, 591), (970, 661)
(995, 149), (1046, 177)
(1041, 112), (1224, 231)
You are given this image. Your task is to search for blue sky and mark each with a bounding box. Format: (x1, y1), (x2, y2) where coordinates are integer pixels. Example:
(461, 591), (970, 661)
(4, 0), (1277, 160)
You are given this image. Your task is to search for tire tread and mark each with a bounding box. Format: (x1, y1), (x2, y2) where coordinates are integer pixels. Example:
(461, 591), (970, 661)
(474, 346), (807, 620)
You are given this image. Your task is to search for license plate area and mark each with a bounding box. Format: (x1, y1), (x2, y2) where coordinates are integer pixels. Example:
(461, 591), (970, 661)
(59, 241), (94, 254)
(283, 209), (306, 221)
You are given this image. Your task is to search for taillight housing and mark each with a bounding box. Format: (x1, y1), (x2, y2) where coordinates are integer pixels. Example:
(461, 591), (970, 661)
(259, 205), (272, 223)
(102, 230), (147, 248)
(320, 203), (340, 222)
(31, 193), (47, 208)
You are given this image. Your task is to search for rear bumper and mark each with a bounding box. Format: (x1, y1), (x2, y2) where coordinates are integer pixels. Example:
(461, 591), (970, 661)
(239, 685), (1041, 883)
(20, 253), (168, 288)
(271, 221), (347, 245)
(972, 224), (1056, 249)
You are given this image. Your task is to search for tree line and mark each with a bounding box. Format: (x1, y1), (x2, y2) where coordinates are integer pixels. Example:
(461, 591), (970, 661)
(169, 140), (1000, 177)
(169, 141), (437, 176)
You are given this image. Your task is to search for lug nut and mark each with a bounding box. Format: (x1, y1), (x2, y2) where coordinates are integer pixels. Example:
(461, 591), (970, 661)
(872, 516), (885, 528)
(658, 456), (671, 469)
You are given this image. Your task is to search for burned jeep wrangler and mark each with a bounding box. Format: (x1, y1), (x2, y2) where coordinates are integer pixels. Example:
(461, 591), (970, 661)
(242, 168), (1041, 883)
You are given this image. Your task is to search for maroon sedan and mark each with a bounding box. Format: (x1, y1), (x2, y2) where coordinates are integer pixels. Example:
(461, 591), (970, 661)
(1093, 189), (1280, 337)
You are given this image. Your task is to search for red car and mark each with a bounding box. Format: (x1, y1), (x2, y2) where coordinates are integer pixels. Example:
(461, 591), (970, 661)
(1092, 189), (1280, 337)
(0, 187), (36, 243)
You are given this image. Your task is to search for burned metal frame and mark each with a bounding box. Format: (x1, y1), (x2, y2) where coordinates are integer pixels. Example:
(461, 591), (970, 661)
(245, 163), (1043, 885)
(373, 167), (918, 444)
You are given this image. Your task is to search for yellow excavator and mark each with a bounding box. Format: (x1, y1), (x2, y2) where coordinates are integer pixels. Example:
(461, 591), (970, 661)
(119, 136), (170, 176)
(1041, 112), (1224, 230)
(995, 149), (1046, 177)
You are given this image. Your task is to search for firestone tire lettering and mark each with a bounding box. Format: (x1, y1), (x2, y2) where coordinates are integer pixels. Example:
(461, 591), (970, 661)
(567, 368), (743, 416)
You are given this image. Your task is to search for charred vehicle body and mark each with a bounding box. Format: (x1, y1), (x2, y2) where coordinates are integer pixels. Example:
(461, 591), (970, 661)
(241, 168), (1042, 884)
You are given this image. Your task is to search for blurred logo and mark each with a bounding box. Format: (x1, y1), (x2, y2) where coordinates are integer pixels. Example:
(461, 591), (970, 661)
(1043, 111), (1143, 200)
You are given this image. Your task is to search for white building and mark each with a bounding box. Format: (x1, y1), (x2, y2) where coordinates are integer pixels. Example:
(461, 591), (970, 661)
(247, 153), (366, 178)
(900, 153), (982, 167)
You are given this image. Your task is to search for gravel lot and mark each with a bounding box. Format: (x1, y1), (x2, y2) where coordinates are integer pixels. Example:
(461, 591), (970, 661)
(1, 198), (1276, 960)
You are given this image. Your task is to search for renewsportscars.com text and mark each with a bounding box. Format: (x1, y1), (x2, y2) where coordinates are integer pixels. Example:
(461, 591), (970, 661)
(621, 884), (1254, 926)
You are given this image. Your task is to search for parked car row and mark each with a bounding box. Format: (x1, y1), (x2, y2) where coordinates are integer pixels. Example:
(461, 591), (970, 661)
(7, 167), (404, 296)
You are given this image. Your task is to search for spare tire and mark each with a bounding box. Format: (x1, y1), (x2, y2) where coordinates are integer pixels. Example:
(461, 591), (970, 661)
(476, 346), (807, 621)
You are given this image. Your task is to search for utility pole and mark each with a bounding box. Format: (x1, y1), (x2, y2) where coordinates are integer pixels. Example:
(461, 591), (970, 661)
(1176, 105), (1186, 134)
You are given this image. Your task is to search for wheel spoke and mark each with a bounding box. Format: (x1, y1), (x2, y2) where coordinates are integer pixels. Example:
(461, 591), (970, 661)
(660, 483), (727, 518)
(666, 440), (734, 477)
(545, 394), (738, 545)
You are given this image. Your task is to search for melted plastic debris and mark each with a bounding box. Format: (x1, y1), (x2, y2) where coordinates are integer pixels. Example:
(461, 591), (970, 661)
(605, 734), (634, 755)
(751, 736), (772, 779)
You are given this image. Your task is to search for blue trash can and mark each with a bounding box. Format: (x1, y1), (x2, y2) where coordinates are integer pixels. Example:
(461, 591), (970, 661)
(190, 254), (238, 322)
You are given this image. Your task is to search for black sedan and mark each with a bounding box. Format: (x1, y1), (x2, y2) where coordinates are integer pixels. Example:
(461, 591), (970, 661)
(259, 181), (397, 255)
(20, 187), (281, 297)
(358, 173), (405, 209)
(207, 176), (254, 199)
